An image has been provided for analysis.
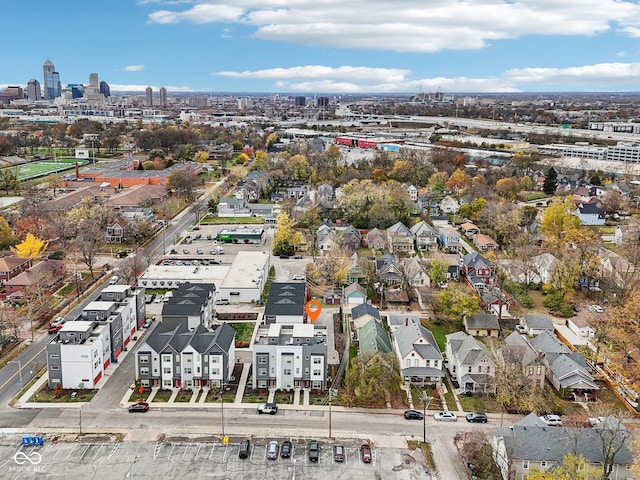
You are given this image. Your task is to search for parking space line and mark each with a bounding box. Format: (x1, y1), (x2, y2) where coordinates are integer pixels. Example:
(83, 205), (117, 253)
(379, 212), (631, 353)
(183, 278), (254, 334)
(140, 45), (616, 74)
(222, 444), (228, 461)
(208, 444), (215, 462)
(79, 443), (91, 459)
(51, 444), (63, 461)
(194, 444), (202, 459)
(181, 443), (190, 460)
(41, 444), (52, 456)
(66, 444), (77, 460)
(92, 444), (103, 461)
(167, 443), (176, 460)
(108, 443), (119, 459)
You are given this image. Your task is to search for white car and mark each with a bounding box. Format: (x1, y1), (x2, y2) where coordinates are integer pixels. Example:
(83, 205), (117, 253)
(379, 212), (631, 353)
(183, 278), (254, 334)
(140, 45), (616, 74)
(539, 414), (562, 426)
(292, 274), (305, 281)
(591, 305), (604, 313)
(434, 411), (458, 422)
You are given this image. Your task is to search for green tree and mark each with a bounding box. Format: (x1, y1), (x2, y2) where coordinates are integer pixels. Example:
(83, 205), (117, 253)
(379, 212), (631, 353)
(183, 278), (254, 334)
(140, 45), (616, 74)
(0, 167), (19, 194)
(344, 353), (401, 406)
(429, 258), (449, 287)
(167, 169), (202, 199)
(0, 216), (15, 249)
(459, 197), (487, 222)
(273, 212), (299, 256)
(148, 148), (165, 160)
(543, 167), (558, 195)
(430, 284), (481, 325)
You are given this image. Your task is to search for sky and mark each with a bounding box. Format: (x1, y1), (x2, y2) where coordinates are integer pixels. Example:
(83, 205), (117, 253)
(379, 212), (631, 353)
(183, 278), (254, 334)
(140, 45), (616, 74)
(2, 0), (640, 94)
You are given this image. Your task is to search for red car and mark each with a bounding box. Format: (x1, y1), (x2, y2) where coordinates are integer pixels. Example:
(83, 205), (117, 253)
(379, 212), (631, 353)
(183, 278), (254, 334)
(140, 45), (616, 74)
(128, 402), (149, 413)
(48, 324), (62, 334)
(360, 444), (372, 463)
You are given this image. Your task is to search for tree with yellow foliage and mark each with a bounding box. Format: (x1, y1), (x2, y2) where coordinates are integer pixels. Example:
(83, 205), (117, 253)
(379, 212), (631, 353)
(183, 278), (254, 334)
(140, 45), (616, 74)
(10, 233), (47, 259)
(194, 150), (209, 163)
(540, 197), (580, 247)
(526, 453), (600, 479)
(445, 168), (471, 195)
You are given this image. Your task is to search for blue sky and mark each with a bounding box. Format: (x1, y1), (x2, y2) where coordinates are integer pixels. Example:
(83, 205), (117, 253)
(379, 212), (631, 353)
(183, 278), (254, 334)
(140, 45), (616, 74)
(2, 0), (640, 94)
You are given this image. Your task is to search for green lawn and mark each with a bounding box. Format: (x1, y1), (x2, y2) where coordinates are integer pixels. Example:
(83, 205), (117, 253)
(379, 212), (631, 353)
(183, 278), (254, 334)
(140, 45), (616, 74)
(16, 159), (89, 180)
(128, 390), (151, 403)
(202, 216), (264, 225)
(423, 320), (459, 352)
(174, 390), (195, 402)
(152, 389), (173, 402)
(229, 322), (255, 344)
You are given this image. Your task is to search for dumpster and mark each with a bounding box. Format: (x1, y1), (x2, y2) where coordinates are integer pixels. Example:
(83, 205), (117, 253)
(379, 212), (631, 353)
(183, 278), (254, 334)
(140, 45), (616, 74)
(21, 434), (43, 446)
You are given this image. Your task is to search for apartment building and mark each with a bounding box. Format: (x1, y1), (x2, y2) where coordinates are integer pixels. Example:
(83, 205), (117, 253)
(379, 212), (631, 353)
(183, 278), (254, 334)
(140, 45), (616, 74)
(134, 322), (235, 389)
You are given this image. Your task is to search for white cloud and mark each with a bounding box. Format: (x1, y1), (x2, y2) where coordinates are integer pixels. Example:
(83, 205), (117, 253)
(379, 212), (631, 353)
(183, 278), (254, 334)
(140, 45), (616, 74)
(147, 0), (640, 52)
(109, 84), (195, 92)
(213, 62), (640, 92)
(123, 65), (145, 72)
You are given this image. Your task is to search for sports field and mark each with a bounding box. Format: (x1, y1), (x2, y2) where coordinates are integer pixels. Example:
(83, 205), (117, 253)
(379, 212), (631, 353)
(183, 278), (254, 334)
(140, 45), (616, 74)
(16, 158), (89, 180)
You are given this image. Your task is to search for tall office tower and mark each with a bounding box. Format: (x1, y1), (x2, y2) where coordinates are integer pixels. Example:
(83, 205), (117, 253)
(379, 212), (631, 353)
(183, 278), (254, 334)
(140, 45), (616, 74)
(317, 96), (329, 108)
(145, 86), (153, 107)
(27, 79), (41, 100)
(89, 73), (99, 89)
(43, 59), (61, 100)
(294, 96), (306, 106)
(159, 87), (167, 107)
(99, 81), (110, 97)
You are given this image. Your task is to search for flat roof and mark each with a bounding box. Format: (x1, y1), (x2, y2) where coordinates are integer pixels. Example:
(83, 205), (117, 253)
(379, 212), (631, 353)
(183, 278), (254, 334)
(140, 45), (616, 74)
(221, 251), (269, 288)
(140, 265), (229, 285)
(60, 320), (94, 333)
(85, 300), (115, 311)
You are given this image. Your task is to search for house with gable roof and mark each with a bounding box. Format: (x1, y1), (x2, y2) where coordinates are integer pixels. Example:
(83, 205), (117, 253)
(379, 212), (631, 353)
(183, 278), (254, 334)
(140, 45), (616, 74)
(347, 253), (368, 285)
(393, 317), (444, 386)
(316, 222), (335, 251)
(492, 414), (633, 480)
(445, 331), (496, 393)
(472, 233), (499, 252)
(521, 314), (554, 336)
(376, 253), (403, 286)
(134, 322), (236, 389)
(440, 195), (460, 214)
(464, 313), (500, 337)
(530, 330), (598, 399)
(358, 319), (392, 358)
(365, 227), (387, 251)
(161, 283), (216, 331)
(343, 282), (367, 305)
(462, 251), (496, 290)
(437, 225), (463, 252)
(574, 202), (606, 225)
(498, 332), (546, 388)
(0, 255), (32, 285)
(410, 220), (439, 251)
(387, 222), (414, 254)
(341, 225), (362, 251)
(403, 257), (429, 288)
(351, 303), (381, 329)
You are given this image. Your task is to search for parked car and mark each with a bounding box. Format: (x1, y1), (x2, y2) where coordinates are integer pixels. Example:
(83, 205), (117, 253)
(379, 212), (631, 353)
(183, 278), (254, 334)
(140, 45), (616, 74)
(515, 324), (527, 334)
(128, 402), (149, 413)
(109, 275), (119, 285)
(51, 316), (65, 327)
(592, 304), (604, 313)
(573, 303), (581, 312)
(209, 250), (217, 255)
(239, 439), (251, 459)
(142, 318), (153, 328)
(257, 402), (278, 415)
(293, 255), (303, 259)
(308, 440), (319, 462)
(333, 444), (345, 462)
(403, 409), (424, 420)
(360, 444), (372, 463)
(196, 249), (204, 254)
(434, 411), (458, 422)
(267, 441), (279, 460)
(292, 274), (305, 280)
(216, 298), (229, 305)
(281, 440), (292, 458)
(217, 246), (224, 254)
(540, 414), (562, 426)
(48, 324), (62, 334)
(465, 412), (488, 423)
(183, 249), (189, 254)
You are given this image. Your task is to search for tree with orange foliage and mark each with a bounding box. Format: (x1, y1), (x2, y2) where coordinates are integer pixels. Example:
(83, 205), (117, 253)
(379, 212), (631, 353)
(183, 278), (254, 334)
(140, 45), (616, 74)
(445, 168), (471, 195)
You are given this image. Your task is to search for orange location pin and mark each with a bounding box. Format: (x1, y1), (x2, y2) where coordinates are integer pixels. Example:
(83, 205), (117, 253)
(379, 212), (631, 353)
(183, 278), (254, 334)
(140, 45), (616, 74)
(305, 299), (322, 323)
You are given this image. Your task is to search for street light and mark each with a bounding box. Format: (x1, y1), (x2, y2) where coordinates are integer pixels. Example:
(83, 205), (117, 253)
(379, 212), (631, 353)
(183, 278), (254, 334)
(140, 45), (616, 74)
(220, 379), (225, 437)
(8, 360), (23, 389)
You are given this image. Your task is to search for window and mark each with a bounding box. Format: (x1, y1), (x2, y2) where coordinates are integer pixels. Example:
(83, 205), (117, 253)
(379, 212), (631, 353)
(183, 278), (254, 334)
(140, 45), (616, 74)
(50, 355), (59, 359)
(51, 366), (60, 371)
(204, 367), (208, 374)
(140, 368), (149, 375)
(486, 366), (490, 373)
(211, 356), (219, 363)
(537, 366), (542, 375)
(529, 367), (533, 375)
(258, 380), (267, 388)
(540, 462), (547, 468)
(284, 369), (292, 376)
(211, 368), (220, 375)
(258, 368), (267, 376)
(313, 369), (321, 376)
(468, 366), (472, 373)
(313, 357), (322, 365)
(522, 460), (529, 469)
(162, 354), (172, 363)
(184, 368), (192, 375)
(139, 356), (149, 364)
(163, 368), (171, 374)
(258, 356), (268, 364)
(196, 367), (200, 374)
(203, 355), (208, 361)
(406, 359), (411, 367)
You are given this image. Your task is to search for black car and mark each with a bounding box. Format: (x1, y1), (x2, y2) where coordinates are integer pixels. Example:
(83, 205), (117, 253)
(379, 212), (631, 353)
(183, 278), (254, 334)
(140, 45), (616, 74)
(239, 439), (251, 459)
(404, 409), (424, 420)
(128, 402), (149, 413)
(281, 440), (292, 458)
(465, 412), (488, 423)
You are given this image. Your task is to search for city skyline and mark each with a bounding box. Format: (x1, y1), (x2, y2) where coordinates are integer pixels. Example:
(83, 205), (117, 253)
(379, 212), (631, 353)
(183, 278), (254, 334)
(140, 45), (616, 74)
(2, 0), (640, 94)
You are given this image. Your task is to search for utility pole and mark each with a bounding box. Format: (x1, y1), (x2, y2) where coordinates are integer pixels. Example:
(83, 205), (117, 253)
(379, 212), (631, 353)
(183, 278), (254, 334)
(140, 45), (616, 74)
(420, 392), (433, 444)
(328, 387), (337, 439)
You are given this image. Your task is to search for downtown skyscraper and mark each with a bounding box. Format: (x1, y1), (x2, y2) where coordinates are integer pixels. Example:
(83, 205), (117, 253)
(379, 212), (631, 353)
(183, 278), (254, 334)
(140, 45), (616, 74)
(42, 59), (61, 100)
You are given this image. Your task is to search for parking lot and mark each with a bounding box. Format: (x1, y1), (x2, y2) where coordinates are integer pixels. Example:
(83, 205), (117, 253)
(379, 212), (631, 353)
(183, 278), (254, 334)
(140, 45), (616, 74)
(0, 437), (432, 479)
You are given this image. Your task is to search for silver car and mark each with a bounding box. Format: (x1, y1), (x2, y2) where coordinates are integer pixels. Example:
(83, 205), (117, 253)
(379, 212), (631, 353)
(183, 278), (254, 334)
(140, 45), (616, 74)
(434, 411), (458, 422)
(267, 441), (279, 460)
